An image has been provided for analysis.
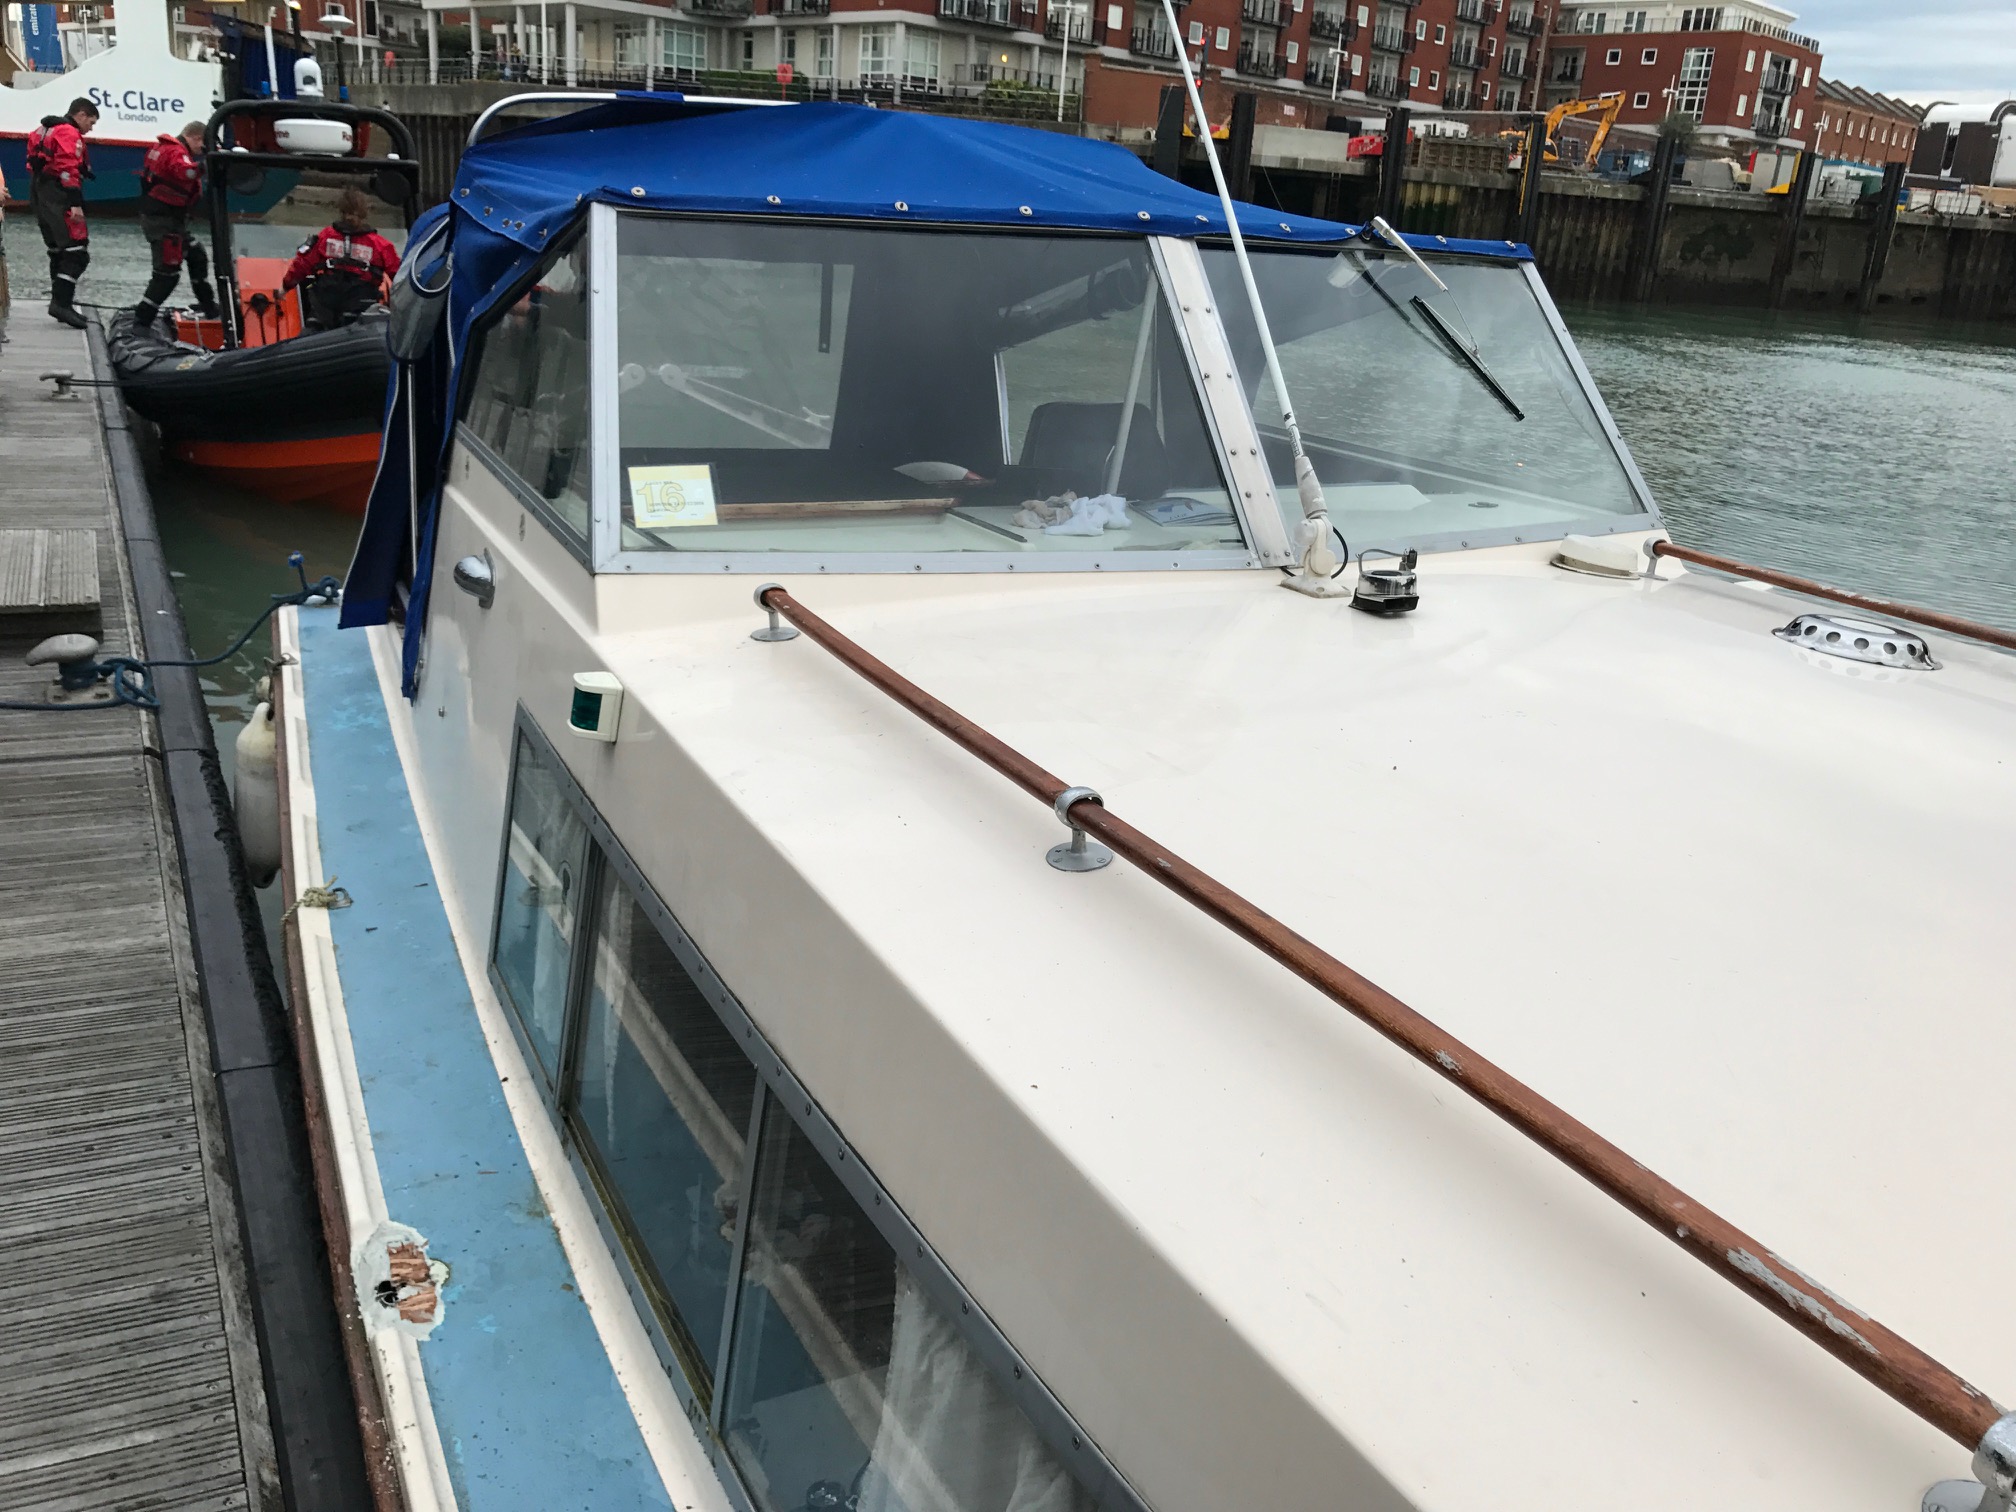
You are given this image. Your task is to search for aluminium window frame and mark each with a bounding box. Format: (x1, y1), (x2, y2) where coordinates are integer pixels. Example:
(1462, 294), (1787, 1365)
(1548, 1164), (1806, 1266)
(1196, 243), (1663, 558)
(585, 202), (1266, 576)
(488, 705), (1154, 1512)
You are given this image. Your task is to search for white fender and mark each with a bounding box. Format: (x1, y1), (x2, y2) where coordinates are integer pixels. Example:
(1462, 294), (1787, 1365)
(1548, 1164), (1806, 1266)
(234, 701), (282, 888)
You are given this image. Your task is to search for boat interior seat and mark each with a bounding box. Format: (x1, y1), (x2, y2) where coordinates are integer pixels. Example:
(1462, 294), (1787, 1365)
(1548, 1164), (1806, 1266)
(1020, 402), (1168, 498)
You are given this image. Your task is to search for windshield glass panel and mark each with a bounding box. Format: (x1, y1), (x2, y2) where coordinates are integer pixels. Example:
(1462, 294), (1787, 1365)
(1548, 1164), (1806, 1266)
(614, 218), (1243, 557)
(1204, 248), (1645, 547)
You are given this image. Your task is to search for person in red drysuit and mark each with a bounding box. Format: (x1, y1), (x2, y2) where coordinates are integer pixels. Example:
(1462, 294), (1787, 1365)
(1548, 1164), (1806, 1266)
(282, 187), (402, 332)
(25, 97), (97, 328)
(133, 121), (220, 327)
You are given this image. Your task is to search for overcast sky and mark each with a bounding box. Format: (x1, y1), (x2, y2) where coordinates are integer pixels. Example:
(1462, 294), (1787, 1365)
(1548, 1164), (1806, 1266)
(1792, 0), (2015, 105)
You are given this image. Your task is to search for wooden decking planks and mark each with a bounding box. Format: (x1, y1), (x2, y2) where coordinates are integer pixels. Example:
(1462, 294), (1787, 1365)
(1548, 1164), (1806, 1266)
(0, 529), (100, 616)
(0, 316), (270, 1511)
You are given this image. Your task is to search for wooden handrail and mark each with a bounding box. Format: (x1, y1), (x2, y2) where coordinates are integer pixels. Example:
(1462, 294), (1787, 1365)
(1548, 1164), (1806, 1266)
(756, 583), (2004, 1455)
(1651, 539), (2016, 655)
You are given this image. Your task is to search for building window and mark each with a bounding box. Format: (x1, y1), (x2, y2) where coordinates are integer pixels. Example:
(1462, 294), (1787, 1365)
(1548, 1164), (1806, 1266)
(1356, 2), (1368, 21)
(1672, 45), (1713, 117)
(1214, 24), (1230, 49)
(1485, 34), (1496, 54)
(1351, 50), (1362, 73)
(1632, 90), (1649, 108)
(1640, 47), (1654, 64)
(663, 21), (706, 73)
(1187, 18), (1203, 42)
(814, 26), (833, 75)
(1679, 7), (1722, 29)
(1620, 8), (1646, 30)
(1793, 108), (1803, 129)
(1604, 47), (1619, 64)
(1743, 48), (1754, 70)
(1428, 67), (1438, 86)
(858, 21), (895, 76)
(1736, 92), (1747, 117)
(1408, 63), (1419, 85)
(1576, 9), (1605, 32)
(902, 27), (940, 81)
(1433, 22), (1445, 42)
(1803, 65), (1811, 87)
(739, 29), (755, 70)
(1480, 79), (1490, 98)
(1414, 18), (1426, 39)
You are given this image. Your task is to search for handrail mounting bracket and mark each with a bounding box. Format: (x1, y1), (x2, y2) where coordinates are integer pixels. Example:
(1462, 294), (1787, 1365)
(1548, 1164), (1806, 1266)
(1047, 787), (1112, 873)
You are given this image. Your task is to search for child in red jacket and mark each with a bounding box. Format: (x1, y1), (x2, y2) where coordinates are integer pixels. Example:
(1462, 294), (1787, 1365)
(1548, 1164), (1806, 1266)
(283, 188), (402, 332)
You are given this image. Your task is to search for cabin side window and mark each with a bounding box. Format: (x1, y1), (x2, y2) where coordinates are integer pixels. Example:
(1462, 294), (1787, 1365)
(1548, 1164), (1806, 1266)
(490, 713), (1132, 1512)
(493, 730), (592, 1085)
(460, 237), (593, 545)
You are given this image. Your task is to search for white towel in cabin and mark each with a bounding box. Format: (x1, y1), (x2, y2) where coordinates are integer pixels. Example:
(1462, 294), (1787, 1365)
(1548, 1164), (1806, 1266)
(1043, 494), (1132, 536)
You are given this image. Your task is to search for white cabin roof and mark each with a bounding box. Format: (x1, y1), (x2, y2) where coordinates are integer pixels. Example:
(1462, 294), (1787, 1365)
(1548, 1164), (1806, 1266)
(561, 544), (2016, 1512)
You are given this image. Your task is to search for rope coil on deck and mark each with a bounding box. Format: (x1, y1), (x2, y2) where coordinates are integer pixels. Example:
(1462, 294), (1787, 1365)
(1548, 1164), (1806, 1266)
(753, 580), (2006, 1464)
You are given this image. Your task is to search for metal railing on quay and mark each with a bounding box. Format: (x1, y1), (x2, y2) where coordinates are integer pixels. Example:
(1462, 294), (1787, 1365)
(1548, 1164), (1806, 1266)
(746, 581), (2011, 1474)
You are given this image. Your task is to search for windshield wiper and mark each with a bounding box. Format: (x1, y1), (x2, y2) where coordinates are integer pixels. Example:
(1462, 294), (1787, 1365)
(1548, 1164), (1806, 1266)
(1408, 295), (1525, 422)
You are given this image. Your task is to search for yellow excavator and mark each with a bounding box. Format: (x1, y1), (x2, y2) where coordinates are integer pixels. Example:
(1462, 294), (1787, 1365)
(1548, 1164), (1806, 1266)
(1504, 92), (1627, 168)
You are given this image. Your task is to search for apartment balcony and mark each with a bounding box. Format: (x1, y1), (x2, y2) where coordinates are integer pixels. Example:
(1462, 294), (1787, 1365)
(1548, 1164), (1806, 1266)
(1452, 0), (1488, 22)
(688, 0), (754, 16)
(1304, 52), (1338, 86)
(769, 0), (828, 14)
(1498, 51), (1529, 78)
(1236, 45), (1287, 77)
(1044, 9), (1090, 41)
(1309, 7), (1356, 40)
(1365, 71), (1407, 99)
(1504, 7), (1543, 35)
(1448, 41), (1477, 67)
(1241, 0), (1280, 28)
(939, 0), (1019, 26)
(1369, 25), (1414, 53)
(1442, 85), (1474, 108)
(1129, 24), (1177, 57)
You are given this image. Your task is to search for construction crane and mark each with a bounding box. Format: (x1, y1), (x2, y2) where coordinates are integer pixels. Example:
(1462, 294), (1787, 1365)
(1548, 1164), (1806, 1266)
(1540, 92), (1627, 165)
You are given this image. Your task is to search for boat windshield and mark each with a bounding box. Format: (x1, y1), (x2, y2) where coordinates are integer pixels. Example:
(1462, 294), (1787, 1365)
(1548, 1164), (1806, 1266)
(1203, 247), (1648, 549)
(613, 218), (1244, 559)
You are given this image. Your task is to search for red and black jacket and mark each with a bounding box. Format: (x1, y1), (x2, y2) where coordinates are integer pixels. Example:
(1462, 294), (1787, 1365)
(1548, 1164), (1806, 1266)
(283, 221), (402, 290)
(139, 134), (203, 210)
(25, 118), (90, 196)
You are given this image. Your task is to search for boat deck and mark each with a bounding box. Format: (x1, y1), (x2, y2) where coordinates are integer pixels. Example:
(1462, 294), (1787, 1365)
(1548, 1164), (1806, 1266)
(0, 315), (275, 1508)
(276, 605), (689, 1509)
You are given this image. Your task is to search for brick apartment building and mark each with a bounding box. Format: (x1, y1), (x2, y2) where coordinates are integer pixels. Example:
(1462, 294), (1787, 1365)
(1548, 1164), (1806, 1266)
(1541, 1), (1820, 151)
(1811, 78), (1919, 167)
(369, 0), (1554, 132)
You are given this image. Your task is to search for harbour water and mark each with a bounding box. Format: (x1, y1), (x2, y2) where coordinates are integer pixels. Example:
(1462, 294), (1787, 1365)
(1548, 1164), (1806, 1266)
(9, 218), (2012, 772)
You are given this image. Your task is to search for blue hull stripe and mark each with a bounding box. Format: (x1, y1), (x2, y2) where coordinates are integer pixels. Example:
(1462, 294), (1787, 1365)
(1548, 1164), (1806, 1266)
(299, 606), (674, 1512)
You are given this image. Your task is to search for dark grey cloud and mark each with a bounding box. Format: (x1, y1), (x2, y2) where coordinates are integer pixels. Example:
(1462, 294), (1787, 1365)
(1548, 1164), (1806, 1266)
(1792, 0), (2015, 103)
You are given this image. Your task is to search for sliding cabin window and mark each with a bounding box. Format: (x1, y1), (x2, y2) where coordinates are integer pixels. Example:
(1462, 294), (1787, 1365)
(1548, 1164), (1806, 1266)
(490, 713), (1138, 1512)
(722, 1096), (1096, 1512)
(460, 236), (594, 546)
(573, 866), (758, 1386)
(492, 729), (592, 1087)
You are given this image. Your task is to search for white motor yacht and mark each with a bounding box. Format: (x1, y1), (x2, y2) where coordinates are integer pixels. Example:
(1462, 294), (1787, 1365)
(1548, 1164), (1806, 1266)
(265, 92), (2016, 1512)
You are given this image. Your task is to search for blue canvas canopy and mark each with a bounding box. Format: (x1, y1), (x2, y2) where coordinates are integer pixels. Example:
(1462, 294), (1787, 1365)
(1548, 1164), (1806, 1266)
(342, 97), (1533, 689)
